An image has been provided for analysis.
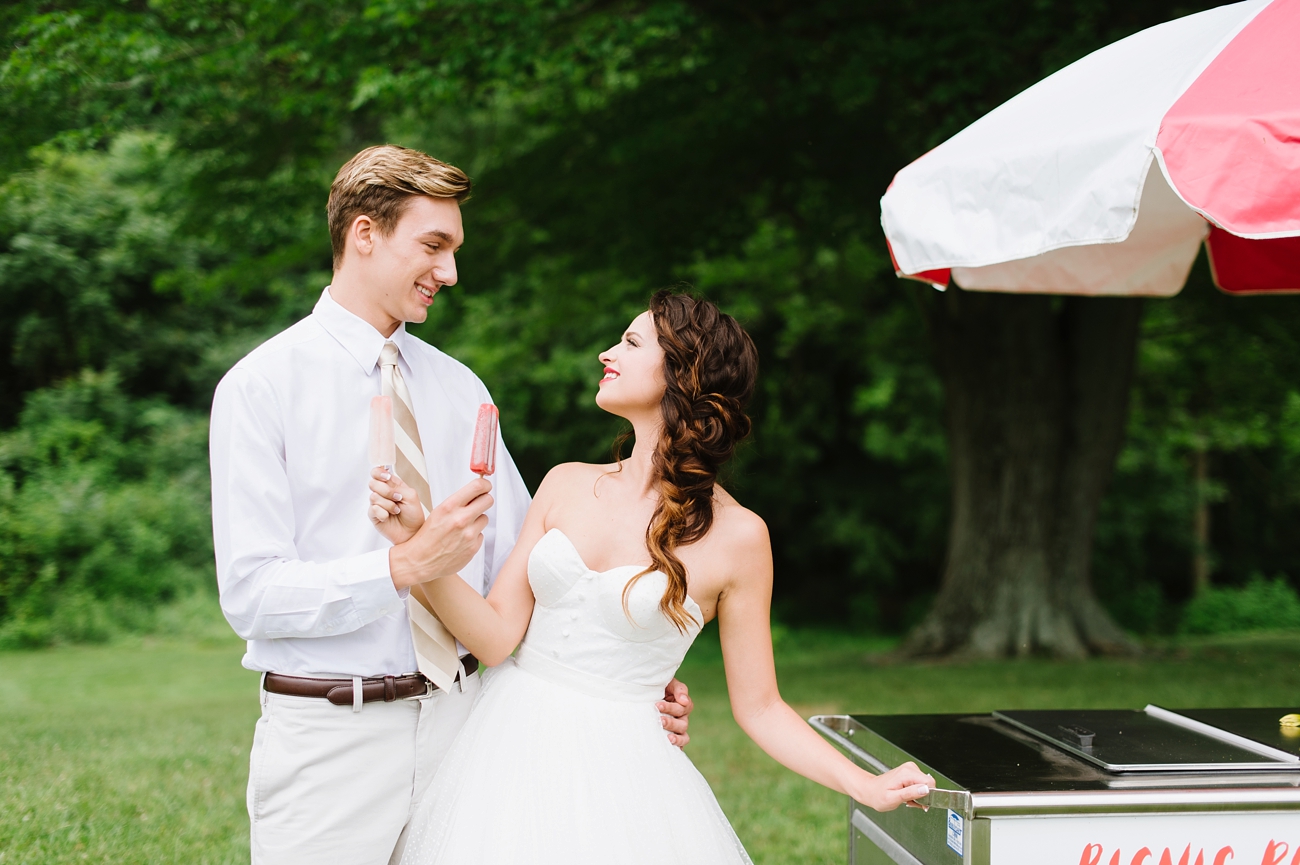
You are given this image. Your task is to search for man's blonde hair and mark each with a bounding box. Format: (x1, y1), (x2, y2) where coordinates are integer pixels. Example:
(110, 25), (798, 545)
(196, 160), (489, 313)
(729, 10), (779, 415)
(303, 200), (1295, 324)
(327, 145), (471, 268)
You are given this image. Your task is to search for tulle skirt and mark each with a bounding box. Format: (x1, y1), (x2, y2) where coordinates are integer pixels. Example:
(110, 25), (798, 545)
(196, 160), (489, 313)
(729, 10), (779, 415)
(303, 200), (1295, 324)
(399, 657), (753, 864)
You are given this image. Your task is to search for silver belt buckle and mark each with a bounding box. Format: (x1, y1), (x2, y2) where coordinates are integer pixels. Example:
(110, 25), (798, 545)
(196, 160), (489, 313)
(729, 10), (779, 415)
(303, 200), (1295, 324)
(406, 674), (436, 701)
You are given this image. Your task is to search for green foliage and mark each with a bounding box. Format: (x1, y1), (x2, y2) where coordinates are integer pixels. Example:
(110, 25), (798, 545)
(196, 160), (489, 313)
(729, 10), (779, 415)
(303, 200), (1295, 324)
(3, 0), (1299, 643)
(1093, 259), (1300, 628)
(0, 131), (316, 422)
(0, 371), (213, 648)
(1179, 577), (1300, 636)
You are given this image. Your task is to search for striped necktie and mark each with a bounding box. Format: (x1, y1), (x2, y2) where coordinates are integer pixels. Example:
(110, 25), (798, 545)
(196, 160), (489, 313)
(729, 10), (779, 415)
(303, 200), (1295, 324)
(380, 340), (465, 692)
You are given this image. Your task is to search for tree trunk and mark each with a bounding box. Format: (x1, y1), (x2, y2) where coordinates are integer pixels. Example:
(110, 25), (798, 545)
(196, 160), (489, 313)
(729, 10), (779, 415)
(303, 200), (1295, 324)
(904, 286), (1143, 659)
(1191, 447), (1211, 595)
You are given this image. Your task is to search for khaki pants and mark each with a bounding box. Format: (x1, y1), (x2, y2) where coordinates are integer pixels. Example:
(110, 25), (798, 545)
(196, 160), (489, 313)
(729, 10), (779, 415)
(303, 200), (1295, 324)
(247, 672), (480, 865)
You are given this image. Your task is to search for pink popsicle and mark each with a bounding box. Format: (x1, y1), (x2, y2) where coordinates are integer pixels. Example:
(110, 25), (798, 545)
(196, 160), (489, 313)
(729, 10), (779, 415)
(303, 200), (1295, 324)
(369, 395), (395, 469)
(470, 403), (499, 477)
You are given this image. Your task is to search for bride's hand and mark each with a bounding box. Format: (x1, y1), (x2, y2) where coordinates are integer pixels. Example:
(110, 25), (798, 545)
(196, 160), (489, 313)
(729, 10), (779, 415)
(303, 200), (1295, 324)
(369, 468), (425, 544)
(851, 761), (935, 812)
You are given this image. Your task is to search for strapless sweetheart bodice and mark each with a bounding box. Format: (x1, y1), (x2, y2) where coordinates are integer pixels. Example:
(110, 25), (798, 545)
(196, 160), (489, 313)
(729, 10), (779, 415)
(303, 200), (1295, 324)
(515, 528), (703, 701)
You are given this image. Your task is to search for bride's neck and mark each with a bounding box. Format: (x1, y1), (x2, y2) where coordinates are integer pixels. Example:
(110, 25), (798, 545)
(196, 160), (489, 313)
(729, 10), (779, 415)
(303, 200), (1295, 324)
(618, 418), (659, 494)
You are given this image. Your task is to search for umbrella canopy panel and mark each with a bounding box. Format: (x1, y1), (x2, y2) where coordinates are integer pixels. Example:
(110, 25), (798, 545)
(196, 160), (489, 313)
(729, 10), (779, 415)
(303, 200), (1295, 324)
(1157, 0), (1300, 239)
(947, 165), (1206, 297)
(882, 0), (1300, 296)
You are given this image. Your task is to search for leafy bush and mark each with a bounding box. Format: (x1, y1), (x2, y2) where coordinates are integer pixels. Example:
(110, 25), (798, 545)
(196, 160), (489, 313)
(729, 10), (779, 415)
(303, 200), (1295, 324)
(1102, 582), (1172, 636)
(0, 371), (213, 648)
(1179, 576), (1300, 635)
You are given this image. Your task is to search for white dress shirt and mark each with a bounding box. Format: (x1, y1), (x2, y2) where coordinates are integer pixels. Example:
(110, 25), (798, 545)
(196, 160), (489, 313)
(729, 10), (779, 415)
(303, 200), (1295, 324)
(210, 287), (531, 677)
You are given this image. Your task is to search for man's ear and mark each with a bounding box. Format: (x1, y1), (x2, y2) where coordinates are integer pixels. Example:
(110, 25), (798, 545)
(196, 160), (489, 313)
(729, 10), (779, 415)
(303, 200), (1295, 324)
(350, 214), (375, 257)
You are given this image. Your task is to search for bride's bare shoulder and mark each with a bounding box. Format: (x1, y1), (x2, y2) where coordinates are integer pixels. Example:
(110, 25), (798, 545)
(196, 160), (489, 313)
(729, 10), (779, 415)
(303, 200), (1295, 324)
(534, 462), (614, 501)
(710, 487), (770, 555)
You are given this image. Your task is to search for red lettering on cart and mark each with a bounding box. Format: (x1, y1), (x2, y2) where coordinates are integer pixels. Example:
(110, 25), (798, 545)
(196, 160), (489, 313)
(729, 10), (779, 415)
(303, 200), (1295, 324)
(1261, 841), (1290, 865)
(1078, 841), (1300, 865)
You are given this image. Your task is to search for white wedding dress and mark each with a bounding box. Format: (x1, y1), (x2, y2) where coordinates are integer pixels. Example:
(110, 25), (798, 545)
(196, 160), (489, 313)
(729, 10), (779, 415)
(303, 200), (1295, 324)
(399, 528), (753, 864)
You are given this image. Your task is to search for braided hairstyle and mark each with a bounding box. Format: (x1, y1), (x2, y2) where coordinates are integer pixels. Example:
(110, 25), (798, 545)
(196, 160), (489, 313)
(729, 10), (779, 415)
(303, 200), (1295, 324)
(622, 288), (759, 632)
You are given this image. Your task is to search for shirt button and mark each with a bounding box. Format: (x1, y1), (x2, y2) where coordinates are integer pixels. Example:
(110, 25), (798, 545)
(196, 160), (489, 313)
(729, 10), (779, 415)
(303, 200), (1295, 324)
(562, 630), (570, 638)
(569, 611), (578, 620)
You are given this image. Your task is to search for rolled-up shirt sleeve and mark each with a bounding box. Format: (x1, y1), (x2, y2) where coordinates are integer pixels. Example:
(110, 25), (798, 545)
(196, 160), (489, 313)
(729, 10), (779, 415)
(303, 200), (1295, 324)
(210, 366), (404, 641)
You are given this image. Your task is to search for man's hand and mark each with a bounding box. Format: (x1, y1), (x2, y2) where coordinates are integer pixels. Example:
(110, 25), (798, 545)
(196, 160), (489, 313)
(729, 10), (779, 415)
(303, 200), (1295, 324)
(369, 468), (424, 544)
(389, 478), (493, 590)
(658, 678), (693, 748)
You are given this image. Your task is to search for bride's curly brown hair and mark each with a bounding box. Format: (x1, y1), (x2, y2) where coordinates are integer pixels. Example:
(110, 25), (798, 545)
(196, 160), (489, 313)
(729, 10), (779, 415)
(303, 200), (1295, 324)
(619, 288), (759, 632)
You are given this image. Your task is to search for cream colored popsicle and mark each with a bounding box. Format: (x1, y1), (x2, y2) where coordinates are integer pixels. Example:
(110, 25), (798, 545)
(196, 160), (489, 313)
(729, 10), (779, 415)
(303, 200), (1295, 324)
(369, 395), (395, 470)
(470, 403), (498, 477)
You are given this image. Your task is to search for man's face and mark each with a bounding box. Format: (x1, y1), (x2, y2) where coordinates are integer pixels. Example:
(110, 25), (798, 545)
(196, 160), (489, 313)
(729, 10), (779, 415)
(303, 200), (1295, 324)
(366, 196), (464, 326)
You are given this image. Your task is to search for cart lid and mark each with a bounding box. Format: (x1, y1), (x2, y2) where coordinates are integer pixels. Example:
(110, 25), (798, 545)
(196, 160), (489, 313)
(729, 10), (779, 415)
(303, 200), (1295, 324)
(815, 710), (1300, 809)
(993, 706), (1299, 773)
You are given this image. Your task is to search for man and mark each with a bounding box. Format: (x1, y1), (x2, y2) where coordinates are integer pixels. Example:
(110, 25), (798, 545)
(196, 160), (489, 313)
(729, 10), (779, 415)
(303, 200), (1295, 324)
(210, 144), (692, 864)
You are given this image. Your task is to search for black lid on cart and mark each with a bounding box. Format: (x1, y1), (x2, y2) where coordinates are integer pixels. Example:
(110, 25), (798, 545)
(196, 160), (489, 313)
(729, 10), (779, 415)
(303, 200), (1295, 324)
(1173, 708), (1300, 759)
(993, 706), (1300, 773)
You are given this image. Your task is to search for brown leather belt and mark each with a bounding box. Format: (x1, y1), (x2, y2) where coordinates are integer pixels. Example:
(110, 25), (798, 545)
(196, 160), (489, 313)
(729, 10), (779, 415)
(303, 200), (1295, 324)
(263, 655), (479, 706)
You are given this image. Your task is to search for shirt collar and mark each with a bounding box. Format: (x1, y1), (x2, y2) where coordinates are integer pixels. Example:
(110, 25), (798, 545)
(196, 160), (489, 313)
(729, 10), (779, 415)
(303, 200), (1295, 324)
(313, 286), (411, 374)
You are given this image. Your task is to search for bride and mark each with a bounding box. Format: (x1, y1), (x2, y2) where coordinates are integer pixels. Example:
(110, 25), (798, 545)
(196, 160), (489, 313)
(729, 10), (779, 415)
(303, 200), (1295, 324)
(370, 289), (933, 863)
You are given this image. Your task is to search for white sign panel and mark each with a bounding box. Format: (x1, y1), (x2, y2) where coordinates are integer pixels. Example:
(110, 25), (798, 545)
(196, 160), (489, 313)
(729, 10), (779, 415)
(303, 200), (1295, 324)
(991, 813), (1300, 865)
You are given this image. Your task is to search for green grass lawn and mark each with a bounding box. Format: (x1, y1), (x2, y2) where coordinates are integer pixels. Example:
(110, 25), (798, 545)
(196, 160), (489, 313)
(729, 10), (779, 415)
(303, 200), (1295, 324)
(2, 620), (1298, 864)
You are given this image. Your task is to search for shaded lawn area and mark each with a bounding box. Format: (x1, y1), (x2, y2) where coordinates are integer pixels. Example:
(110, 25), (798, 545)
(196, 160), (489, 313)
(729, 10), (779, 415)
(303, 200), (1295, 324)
(1, 624), (1297, 864)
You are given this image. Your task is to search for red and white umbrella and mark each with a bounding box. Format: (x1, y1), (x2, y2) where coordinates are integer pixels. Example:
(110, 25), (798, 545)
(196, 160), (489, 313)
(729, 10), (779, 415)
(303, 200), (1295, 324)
(882, 0), (1300, 297)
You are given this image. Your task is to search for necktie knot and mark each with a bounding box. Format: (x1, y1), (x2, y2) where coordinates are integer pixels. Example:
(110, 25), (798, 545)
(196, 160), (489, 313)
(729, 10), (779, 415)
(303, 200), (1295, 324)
(380, 341), (400, 369)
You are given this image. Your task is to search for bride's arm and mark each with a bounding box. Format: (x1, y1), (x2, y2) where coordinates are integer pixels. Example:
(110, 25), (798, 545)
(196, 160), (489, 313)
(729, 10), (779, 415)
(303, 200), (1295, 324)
(717, 516), (934, 813)
(413, 471), (561, 666)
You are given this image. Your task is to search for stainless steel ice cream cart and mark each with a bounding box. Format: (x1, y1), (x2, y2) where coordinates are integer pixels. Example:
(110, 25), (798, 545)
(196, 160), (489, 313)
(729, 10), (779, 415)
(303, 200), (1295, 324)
(812, 707), (1300, 865)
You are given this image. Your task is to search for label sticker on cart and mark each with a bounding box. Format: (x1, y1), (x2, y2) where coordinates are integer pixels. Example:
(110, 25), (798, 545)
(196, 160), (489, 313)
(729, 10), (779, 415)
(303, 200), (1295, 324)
(946, 809), (964, 855)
